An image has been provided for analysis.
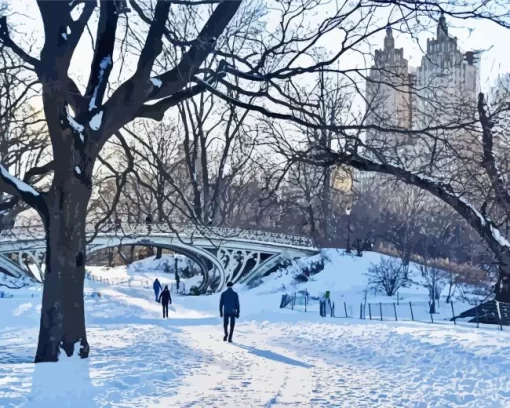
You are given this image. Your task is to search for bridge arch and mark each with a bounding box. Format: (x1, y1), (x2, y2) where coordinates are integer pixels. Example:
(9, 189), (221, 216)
(0, 223), (318, 293)
(87, 237), (226, 293)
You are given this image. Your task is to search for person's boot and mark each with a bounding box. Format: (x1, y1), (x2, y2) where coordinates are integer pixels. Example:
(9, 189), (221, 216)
(223, 335), (227, 341)
(228, 335), (233, 343)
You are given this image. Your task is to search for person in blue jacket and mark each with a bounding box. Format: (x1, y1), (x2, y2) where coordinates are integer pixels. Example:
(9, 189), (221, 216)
(159, 285), (172, 318)
(219, 282), (240, 342)
(153, 278), (162, 302)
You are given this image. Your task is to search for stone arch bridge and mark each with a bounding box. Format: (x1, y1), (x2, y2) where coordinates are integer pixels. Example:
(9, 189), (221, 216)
(0, 223), (318, 293)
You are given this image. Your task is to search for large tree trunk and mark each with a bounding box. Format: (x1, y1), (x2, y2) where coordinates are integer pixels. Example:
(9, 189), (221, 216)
(496, 259), (510, 303)
(35, 184), (91, 363)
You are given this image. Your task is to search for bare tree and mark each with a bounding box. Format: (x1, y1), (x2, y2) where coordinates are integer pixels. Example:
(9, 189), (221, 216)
(1, 0), (508, 364)
(0, 0), (245, 362)
(0, 44), (49, 230)
(255, 7), (510, 303)
(367, 257), (408, 296)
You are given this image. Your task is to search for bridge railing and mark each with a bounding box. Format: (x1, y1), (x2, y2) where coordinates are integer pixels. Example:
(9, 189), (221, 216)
(0, 222), (315, 248)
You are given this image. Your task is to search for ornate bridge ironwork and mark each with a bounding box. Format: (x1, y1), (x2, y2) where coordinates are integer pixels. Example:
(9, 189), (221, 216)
(0, 223), (318, 293)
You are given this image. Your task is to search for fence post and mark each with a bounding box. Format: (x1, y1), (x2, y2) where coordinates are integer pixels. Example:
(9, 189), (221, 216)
(496, 300), (503, 331)
(409, 301), (414, 321)
(368, 303), (372, 320)
(451, 302), (456, 325)
(379, 302), (383, 321)
(474, 300), (480, 328)
(360, 303), (363, 319)
(292, 295), (295, 310)
(305, 295), (307, 313)
(393, 303), (398, 321)
(397, 292), (399, 305)
(344, 302), (348, 318)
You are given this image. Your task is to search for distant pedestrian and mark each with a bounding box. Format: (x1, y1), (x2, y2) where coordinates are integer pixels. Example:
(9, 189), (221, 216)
(175, 271), (180, 291)
(153, 278), (162, 302)
(159, 285), (172, 318)
(219, 282), (240, 342)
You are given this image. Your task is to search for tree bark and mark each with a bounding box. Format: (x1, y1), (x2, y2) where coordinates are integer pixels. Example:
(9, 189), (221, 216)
(496, 261), (510, 303)
(35, 184), (91, 363)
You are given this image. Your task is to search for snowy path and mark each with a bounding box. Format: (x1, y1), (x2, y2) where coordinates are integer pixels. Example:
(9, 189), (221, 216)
(1, 286), (510, 407)
(151, 321), (510, 408)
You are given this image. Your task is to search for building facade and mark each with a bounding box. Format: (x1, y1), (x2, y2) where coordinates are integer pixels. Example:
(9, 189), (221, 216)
(366, 26), (412, 151)
(414, 14), (480, 130)
(363, 14), (480, 175)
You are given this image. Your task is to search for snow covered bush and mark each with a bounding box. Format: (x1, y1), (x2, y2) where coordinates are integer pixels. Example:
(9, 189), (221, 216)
(366, 258), (408, 296)
(0, 273), (34, 290)
(293, 256), (325, 283)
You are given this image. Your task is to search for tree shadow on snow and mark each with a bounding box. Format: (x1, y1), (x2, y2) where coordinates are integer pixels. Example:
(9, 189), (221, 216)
(89, 315), (218, 328)
(233, 344), (314, 368)
(25, 358), (98, 408)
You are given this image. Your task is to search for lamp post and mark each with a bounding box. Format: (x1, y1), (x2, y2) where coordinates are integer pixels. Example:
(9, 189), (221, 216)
(346, 207), (352, 253)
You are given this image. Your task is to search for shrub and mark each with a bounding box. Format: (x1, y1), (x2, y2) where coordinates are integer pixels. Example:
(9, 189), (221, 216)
(366, 258), (408, 296)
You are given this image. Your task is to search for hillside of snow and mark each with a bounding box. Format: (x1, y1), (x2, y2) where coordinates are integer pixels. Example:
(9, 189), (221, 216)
(86, 254), (203, 294)
(1, 249), (507, 407)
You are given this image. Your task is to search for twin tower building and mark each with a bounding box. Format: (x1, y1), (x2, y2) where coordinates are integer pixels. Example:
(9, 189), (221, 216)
(365, 15), (480, 160)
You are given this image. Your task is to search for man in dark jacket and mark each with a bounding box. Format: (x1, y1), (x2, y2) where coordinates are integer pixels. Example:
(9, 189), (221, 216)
(219, 282), (240, 342)
(159, 285), (172, 318)
(153, 278), (162, 302)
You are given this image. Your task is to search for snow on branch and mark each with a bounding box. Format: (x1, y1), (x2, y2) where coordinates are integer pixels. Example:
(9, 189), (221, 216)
(88, 56), (113, 111)
(0, 163), (40, 197)
(323, 149), (510, 255)
(65, 105), (85, 143)
(89, 111), (103, 131)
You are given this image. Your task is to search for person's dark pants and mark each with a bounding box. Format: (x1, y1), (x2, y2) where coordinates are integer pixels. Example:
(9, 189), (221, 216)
(223, 313), (236, 340)
(154, 289), (160, 302)
(162, 302), (169, 318)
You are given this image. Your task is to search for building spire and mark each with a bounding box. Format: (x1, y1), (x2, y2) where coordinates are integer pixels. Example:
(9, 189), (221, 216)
(437, 12), (448, 37)
(384, 25), (394, 50)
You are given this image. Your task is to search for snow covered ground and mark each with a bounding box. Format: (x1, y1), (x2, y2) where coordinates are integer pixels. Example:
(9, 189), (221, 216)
(1, 251), (509, 407)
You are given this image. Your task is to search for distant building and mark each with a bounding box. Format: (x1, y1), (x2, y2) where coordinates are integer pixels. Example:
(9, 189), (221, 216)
(366, 26), (412, 151)
(362, 14), (481, 179)
(414, 14), (480, 130)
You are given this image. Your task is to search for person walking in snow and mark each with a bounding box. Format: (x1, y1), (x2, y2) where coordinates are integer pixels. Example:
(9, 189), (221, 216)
(219, 282), (240, 342)
(159, 285), (172, 318)
(153, 278), (162, 302)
